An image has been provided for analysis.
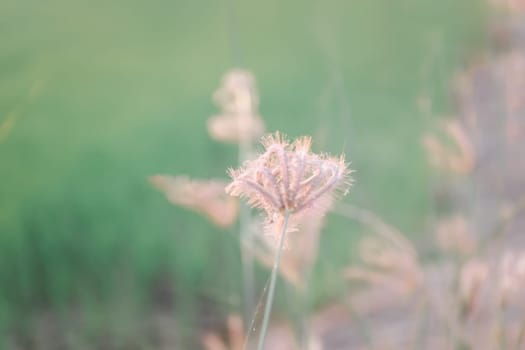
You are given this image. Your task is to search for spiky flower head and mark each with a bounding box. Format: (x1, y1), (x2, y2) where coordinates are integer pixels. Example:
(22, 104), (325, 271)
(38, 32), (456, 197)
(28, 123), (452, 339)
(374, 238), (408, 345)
(226, 132), (352, 240)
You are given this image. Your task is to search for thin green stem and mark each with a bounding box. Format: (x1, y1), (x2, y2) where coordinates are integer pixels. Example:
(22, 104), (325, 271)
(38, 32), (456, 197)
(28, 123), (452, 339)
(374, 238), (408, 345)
(242, 276), (271, 350)
(257, 211), (291, 350)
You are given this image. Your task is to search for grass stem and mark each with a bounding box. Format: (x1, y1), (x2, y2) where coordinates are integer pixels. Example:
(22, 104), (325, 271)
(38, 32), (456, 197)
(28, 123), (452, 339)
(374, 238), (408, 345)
(256, 210), (290, 350)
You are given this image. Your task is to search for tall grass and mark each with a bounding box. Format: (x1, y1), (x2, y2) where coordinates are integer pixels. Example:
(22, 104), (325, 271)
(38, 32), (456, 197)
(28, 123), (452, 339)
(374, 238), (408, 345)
(0, 0), (485, 347)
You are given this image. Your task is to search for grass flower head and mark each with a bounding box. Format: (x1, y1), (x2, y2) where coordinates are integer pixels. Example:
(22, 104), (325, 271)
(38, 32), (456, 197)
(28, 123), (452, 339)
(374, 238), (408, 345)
(226, 132), (352, 242)
(150, 175), (239, 228)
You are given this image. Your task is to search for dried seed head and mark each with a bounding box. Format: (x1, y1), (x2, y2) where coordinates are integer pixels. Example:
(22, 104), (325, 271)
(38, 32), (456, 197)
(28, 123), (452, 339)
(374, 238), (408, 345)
(435, 215), (477, 256)
(226, 132), (352, 239)
(150, 175), (239, 228)
(344, 232), (423, 296)
(207, 113), (265, 144)
(207, 69), (265, 144)
(213, 69), (259, 115)
(227, 132), (351, 214)
(422, 119), (475, 175)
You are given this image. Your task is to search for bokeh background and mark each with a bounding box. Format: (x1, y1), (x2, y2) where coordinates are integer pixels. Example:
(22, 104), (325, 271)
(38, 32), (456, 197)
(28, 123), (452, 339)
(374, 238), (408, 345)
(0, 0), (487, 348)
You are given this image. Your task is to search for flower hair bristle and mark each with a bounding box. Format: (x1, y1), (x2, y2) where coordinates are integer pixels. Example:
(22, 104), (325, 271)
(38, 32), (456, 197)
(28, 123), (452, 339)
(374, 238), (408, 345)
(226, 131), (352, 242)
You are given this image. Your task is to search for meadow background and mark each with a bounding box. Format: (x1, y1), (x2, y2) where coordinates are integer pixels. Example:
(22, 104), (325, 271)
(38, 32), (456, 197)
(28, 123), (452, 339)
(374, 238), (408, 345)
(0, 0), (486, 348)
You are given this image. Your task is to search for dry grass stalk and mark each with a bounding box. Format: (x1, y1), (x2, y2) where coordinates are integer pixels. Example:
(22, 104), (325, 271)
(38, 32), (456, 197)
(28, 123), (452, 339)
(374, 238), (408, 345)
(344, 230), (423, 297)
(208, 69), (265, 144)
(150, 175), (239, 228)
(208, 69), (265, 327)
(226, 132), (351, 350)
(455, 51), (525, 144)
(386, 9), (525, 348)
(343, 211), (525, 350)
(208, 115), (265, 145)
(335, 203), (422, 296)
(422, 119), (475, 175)
(457, 253), (525, 348)
(226, 132), (352, 244)
(435, 215), (477, 256)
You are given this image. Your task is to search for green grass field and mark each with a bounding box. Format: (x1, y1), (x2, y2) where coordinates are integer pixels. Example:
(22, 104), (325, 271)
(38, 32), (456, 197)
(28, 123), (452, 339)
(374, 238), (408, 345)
(0, 0), (486, 346)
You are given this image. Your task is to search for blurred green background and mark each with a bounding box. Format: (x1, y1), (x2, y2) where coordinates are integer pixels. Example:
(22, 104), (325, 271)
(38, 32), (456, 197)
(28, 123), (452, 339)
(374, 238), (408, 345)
(0, 0), (486, 347)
